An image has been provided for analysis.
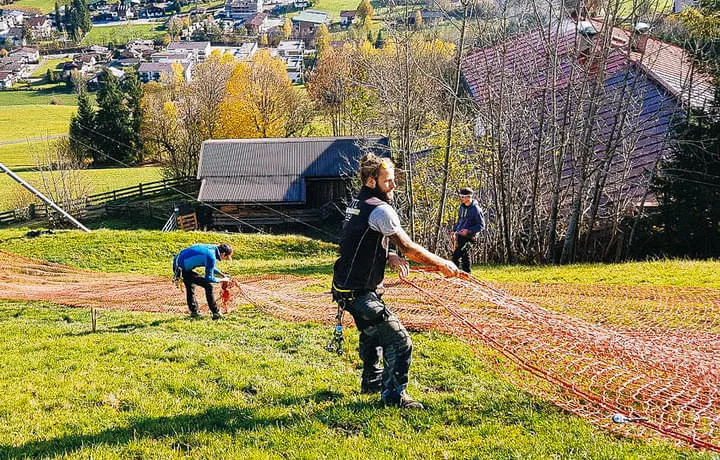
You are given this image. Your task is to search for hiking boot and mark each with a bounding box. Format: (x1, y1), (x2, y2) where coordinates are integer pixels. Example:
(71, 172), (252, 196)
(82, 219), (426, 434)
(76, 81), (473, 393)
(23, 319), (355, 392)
(361, 382), (383, 395)
(212, 313), (222, 320)
(189, 311), (201, 319)
(383, 391), (424, 409)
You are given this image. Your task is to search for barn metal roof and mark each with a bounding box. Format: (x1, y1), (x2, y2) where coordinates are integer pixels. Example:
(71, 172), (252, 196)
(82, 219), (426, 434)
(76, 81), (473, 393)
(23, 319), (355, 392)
(197, 136), (390, 203)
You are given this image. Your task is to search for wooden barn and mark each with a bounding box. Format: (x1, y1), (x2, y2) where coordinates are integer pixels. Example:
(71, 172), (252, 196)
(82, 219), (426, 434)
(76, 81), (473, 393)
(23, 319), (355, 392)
(196, 136), (390, 230)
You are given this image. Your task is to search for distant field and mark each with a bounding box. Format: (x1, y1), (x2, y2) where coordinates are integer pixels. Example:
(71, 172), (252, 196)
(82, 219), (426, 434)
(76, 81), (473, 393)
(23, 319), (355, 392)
(305, 0), (360, 19)
(0, 105), (76, 143)
(0, 167), (164, 211)
(0, 0), (50, 13)
(0, 140), (49, 170)
(81, 23), (166, 46)
(0, 90), (78, 106)
(31, 57), (73, 78)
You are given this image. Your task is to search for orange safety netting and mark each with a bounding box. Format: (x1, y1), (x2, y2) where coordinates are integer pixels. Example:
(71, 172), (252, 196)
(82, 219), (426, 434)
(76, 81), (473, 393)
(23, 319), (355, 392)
(2, 250), (719, 452)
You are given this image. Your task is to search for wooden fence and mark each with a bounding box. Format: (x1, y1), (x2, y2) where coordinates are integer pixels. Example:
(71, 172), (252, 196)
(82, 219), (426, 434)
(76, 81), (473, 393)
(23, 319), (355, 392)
(0, 176), (197, 226)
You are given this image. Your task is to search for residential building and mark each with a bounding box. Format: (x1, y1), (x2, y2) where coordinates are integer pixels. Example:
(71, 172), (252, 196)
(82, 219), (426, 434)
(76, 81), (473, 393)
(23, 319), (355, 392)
(25, 15), (53, 39)
(138, 61), (193, 82)
(225, 0), (262, 19)
(167, 41), (211, 61)
(244, 12), (268, 35)
(291, 9), (329, 43)
(339, 10), (355, 27)
(277, 39), (304, 57)
(10, 47), (40, 64)
(0, 71), (15, 89)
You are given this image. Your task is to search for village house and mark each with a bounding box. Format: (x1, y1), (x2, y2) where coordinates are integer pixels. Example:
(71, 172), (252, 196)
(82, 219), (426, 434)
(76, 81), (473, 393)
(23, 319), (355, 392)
(196, 136), (390, 230)
(138, 61), (192, 82)
(276, 39), (304, 57)
(166, 41), (211, 61)
(291, 10), (329, 44)
(225, 0), (262, 19)
(25, 15), (53, 40)
(460, 19), (715, 252)
(149, 50), (193, 63)
(339, 10), (356, 27)
(244, 12), (268, 35)
(0, 71), (15, 89)
(10, 47), (40, 64)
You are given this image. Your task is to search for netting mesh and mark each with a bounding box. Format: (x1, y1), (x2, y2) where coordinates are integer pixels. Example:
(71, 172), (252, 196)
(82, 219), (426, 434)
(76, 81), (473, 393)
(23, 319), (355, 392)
(2, 250), (719, 452)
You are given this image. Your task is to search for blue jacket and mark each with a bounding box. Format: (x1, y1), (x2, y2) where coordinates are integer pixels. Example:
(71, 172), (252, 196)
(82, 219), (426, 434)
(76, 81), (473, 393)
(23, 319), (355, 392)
(173, 244), (224, 283)
(453, 200), (485, 235)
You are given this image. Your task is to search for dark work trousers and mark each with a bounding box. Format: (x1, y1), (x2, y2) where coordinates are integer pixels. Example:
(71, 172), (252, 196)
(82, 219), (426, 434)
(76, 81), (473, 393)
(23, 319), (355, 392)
(182, 269), (220, 315)
(452, 235), (475, 273)
(344, 291), (412, 397)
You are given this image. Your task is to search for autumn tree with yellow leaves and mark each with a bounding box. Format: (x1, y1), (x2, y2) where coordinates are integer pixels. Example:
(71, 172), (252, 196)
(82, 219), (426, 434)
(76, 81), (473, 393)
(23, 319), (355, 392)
(216, 50), (313, 139)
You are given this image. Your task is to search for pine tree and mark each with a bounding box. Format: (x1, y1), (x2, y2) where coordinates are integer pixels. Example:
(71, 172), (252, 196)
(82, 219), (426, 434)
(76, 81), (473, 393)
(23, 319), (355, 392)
(374, 29), (384, 48)
(123, 71), (144, 163)
(68, 89), (95, 163)
(94, 69), (134, 165)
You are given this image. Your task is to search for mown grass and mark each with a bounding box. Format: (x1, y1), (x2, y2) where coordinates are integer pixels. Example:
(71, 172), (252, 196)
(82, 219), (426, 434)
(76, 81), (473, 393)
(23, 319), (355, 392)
(81, 23), (166, 46)
(0, 167), (164, 211)
(0, 0), (53, 12)
(0, 300), (703, 459)
(0, 228), (718, 287)
(0, 229), (715, 457)
(0, 141), (43, 169)
(0, 88), (78, 106)
(31, 57), (73, 78)
(0, 105), (76, 143)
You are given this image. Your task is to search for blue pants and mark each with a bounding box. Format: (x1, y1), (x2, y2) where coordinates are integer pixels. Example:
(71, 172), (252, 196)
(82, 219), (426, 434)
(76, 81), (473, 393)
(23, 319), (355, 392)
(344, 292), (412, 397)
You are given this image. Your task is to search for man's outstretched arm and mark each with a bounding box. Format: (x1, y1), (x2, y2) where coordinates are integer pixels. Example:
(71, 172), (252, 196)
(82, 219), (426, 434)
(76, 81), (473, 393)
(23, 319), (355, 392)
(388, 230), (458, 277)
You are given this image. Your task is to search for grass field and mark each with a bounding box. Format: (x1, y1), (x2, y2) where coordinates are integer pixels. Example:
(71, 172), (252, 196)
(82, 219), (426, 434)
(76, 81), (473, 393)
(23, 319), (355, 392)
(0, 167), (164, 211)
(81, 23), (166, 46)
(0, 105), (76, 142)
(30, 57), (73, 78)
(0, 228), (714, 458)
(0, 89), (78, 106)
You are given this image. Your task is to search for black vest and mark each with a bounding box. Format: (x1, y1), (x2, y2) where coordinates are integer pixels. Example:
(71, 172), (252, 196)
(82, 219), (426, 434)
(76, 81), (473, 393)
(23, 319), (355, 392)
(333, 187), (389, 290)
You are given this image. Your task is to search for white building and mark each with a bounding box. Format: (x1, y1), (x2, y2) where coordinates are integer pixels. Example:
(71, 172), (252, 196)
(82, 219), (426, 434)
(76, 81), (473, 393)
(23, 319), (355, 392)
(166, 41), (212, 61)
(225, 0), (262, 19)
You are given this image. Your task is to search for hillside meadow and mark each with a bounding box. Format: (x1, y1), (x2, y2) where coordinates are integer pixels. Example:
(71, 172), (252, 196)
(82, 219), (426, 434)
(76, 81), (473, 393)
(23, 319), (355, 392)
(0, 228), (715, 458)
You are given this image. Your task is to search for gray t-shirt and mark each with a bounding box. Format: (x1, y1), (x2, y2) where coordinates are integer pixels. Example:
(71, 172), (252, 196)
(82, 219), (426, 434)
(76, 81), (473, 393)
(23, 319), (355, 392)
(368, 204), (408, 252)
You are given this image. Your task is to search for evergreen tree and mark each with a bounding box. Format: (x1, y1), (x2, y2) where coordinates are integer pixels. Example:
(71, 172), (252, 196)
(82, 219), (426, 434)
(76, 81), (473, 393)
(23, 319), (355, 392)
(68, 89), (96, 163)
(123, 71), (144, 163)
(54, 1), (61, 27)
(650, 0), (720, 257)
(374, 29), (384, 48)
(94, 69), (134, 165)
(67, 0), (92, 40)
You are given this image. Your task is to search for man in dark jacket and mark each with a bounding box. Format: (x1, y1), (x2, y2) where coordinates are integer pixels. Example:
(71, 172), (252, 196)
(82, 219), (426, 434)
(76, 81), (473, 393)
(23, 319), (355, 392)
(173, 243), (233, 319)
(451, 187), (485, 273)
(332, 153), (458, 409)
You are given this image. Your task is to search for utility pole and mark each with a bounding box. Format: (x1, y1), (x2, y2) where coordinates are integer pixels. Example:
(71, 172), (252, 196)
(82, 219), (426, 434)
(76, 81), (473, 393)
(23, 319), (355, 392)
(0, 162), (91, 233)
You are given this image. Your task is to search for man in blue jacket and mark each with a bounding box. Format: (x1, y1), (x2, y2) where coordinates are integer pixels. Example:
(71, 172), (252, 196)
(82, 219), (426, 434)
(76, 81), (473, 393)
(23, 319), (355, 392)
(173, 243), (233, 319)
(451, 187), (485, 273)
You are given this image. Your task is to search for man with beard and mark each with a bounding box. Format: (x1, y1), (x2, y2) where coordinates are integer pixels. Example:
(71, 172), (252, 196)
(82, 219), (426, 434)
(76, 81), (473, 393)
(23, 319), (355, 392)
(332, 153), (459, 409)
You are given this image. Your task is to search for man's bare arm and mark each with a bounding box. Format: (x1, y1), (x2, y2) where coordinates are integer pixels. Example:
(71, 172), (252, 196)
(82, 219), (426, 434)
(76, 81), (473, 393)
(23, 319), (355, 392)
(388, 231), (458, 277)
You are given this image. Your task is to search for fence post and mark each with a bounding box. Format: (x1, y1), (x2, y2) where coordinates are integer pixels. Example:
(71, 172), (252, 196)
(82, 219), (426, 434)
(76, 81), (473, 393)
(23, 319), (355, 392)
(113, 190), (117, 201)
(28, 203), (36, 219)
(138, 183), (143, 197)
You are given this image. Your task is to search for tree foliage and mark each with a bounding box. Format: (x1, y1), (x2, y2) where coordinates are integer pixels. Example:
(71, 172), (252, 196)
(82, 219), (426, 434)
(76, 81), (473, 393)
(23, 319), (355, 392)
(216, 50), (312, 139)
(356, 0), (373, 25)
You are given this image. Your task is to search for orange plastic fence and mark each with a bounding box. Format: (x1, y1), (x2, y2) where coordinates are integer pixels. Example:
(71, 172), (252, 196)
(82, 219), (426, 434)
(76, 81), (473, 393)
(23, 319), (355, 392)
(2, 250), (719, 452)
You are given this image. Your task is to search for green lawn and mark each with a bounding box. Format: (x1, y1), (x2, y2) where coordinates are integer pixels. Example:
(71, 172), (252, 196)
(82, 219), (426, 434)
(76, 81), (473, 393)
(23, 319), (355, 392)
(0, 141), (44, 170)
(0, 167), (164, 211)
(0, 105), (76, 142)
(30, 57), (73, 78)
(81, 23), (166, 46)
(0, 89), (78, 106)
(0, 229), (711, 458)
(308, 0), (361, 19)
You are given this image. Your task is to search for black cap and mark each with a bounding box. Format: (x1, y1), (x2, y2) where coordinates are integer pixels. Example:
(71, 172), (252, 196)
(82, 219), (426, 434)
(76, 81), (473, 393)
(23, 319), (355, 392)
(218, 243), (233, 260)
(458, 187), (474, 196)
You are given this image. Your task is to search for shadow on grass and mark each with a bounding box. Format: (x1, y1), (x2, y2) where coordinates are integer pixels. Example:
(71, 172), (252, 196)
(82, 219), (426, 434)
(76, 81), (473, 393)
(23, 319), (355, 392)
(61, 318), (181, 336)
(0, 398), (377, 457)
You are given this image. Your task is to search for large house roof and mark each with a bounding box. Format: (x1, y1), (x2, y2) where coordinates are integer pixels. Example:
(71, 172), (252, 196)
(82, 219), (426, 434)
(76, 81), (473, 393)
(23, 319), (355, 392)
(197, 136), (390, 203)
(292, 9), (329, 24)
(460, 20), (694, 204)
(167, 41), (210, 50)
